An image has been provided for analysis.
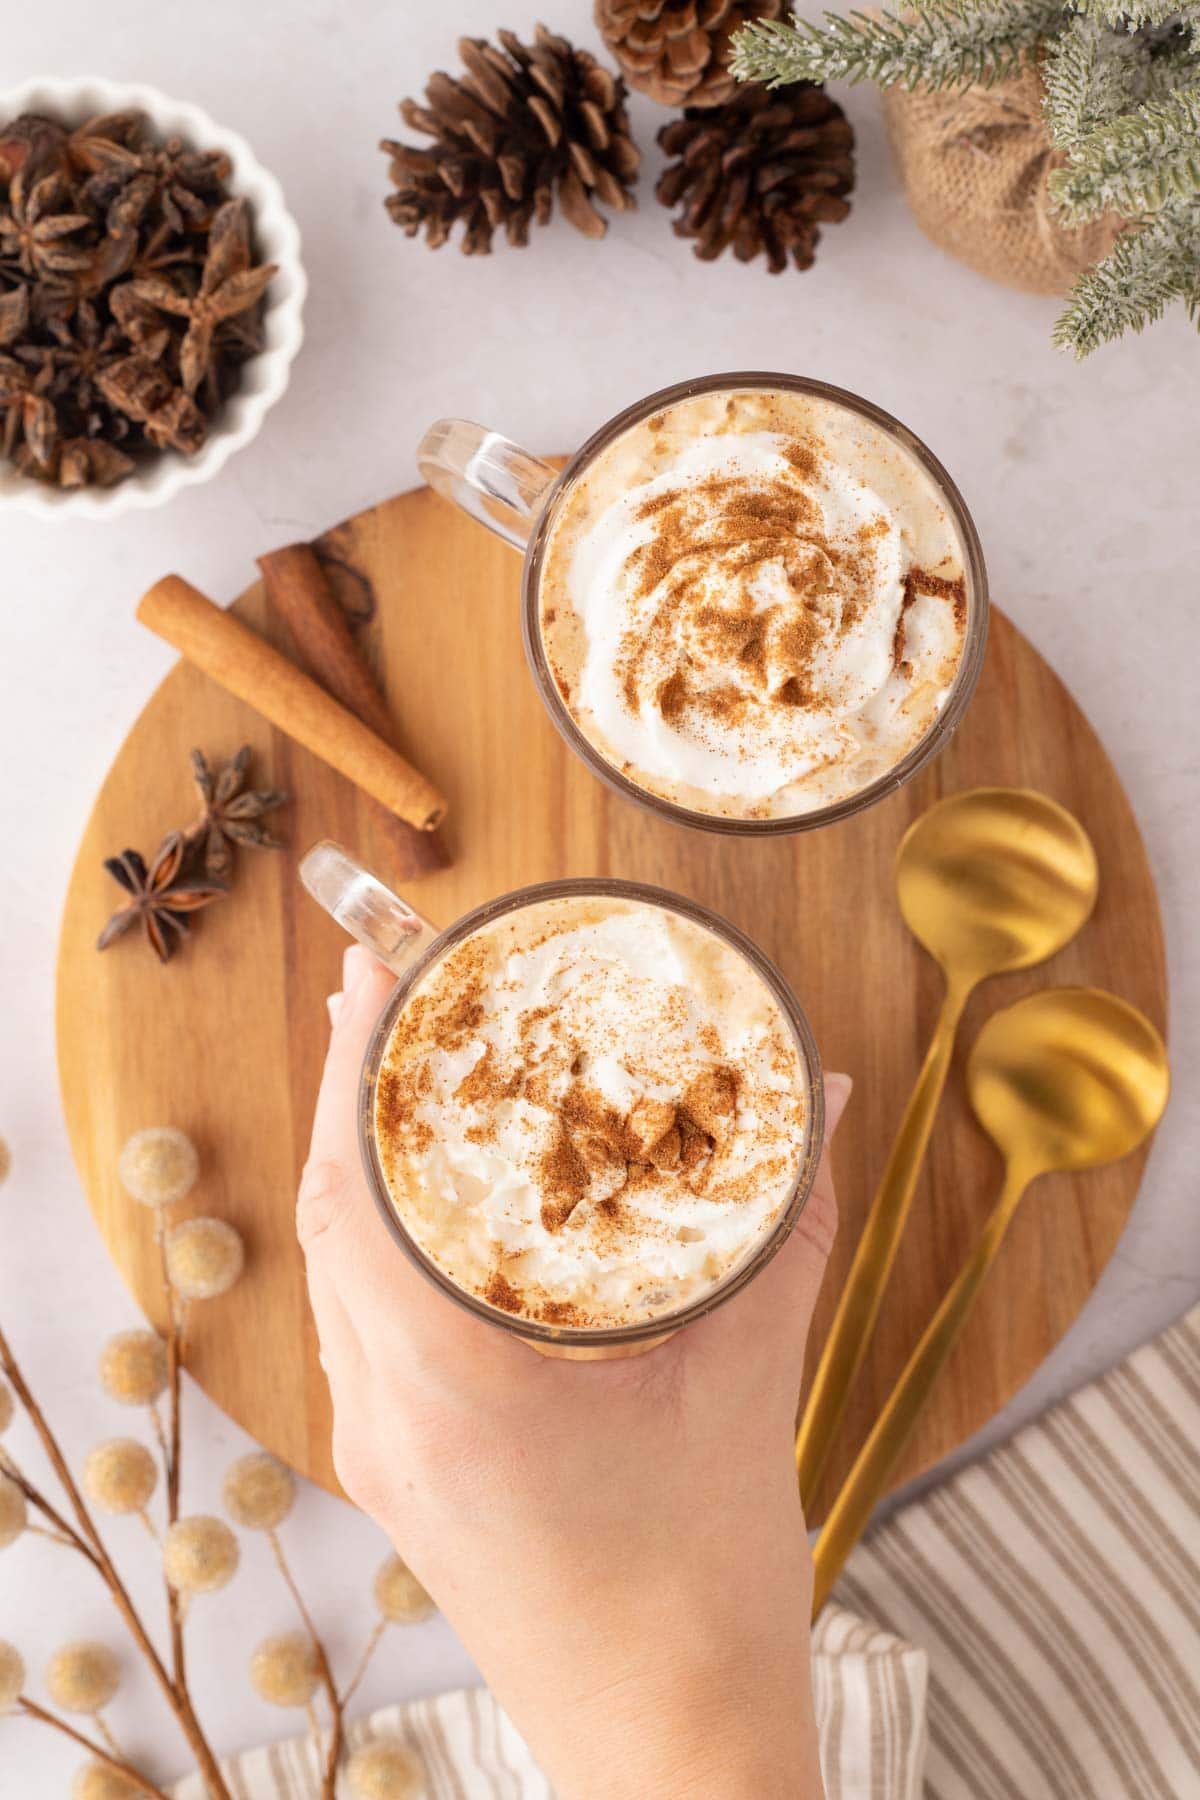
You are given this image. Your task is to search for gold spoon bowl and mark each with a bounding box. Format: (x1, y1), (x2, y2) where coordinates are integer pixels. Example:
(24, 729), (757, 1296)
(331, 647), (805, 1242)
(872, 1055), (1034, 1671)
(810, 986), (1169, 1617)
(797, 788), (1100, 1507)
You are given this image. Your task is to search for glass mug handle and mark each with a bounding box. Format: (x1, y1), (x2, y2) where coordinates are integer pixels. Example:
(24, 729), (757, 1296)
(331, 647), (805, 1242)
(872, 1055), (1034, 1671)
(299, 841), (439, 976)
(417, 420), (558, 551)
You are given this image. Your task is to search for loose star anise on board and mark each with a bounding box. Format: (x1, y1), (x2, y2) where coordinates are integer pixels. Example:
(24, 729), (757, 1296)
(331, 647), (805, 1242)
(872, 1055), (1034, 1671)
(97, 746), (287, 966)
(186, 745), (288, 881)
(97, 833), (228, 965)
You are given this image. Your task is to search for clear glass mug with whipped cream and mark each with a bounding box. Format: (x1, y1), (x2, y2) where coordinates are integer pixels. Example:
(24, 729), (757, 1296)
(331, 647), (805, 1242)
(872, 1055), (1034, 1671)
(300, 843), (824, 1359)
(417, 372), (988, 833)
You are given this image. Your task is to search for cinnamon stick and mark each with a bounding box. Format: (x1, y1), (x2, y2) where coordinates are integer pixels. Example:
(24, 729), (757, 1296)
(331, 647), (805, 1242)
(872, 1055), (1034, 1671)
(137, 576), (447, 834)
(256, 542), (447, 879)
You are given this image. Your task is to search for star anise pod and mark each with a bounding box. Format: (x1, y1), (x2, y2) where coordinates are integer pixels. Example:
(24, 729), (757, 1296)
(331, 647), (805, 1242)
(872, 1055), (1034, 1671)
(126, 199), (275, 394)
(186, 745), (288, 880)
(0, 282), (30, 347)
(0, 349), (57, 464)
(97, 832), (228, 964)
(36, 298), (125, 413)
(108, 281), (173, 358)
(15, 432), (134, 487)
(96, 352), (207, 454)
(0, 168), (94, 281)
(0, 114), (69, 185)
(66, 110), (149, 170)
(73, 127), (231, 235)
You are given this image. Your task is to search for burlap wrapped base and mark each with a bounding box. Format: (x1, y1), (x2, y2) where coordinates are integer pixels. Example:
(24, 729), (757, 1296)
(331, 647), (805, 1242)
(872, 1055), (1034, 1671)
(882, 64), (1122, 296)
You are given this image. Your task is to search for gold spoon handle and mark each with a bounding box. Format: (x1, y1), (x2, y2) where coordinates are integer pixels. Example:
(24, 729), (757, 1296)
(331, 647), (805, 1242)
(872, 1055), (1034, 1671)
(796, 978), (971, 1509)
(810, 1160), (1029, 1618)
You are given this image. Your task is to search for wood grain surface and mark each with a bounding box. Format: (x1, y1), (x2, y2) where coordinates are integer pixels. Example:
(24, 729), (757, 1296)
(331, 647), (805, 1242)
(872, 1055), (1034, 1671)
(55, 478), (1168, 1525)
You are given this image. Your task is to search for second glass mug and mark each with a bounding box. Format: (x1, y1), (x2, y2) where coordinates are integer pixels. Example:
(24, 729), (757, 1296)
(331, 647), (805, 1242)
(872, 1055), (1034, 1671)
(417, 370), (990, 836)
(300, 841), (825, 1360)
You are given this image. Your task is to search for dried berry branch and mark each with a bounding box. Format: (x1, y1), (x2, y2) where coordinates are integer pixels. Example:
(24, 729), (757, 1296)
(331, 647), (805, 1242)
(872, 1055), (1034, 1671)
(0, 1458), (102, 1568)
(339, 1620), (387, 1710)
(0, 1321), (233, 1799)
(156, 1218), (188, 1691)
(1, 1134), (431, 1799)
(267, 1530), (343, 1797)
(16, 1697), (171, 1800)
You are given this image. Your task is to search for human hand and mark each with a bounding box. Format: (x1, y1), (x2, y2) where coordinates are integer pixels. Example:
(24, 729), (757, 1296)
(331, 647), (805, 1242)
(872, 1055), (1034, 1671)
(299, 945), (850, 1800)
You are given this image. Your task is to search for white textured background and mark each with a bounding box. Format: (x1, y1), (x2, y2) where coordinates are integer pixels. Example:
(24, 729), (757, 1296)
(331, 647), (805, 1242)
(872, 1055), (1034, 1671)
(1, 1), (1196, 1790)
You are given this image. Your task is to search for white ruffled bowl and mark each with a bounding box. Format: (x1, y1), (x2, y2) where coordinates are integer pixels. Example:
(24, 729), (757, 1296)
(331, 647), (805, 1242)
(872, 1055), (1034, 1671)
(0, 76), (306, 519)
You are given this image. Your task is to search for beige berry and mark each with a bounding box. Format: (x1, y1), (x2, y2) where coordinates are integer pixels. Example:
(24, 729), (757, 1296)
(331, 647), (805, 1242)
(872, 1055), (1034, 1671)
(249, 1631), (319, 1707)
(223, 1452), (295, 1531)
(117, 1127), (199, 1208)
(373, 1554), (435, 1625)
(71, 1763), (144, 1800)
(0, 1639), (25, 1710)
(83, 1440), (158, 1516)
(0, 1379), (13, 1434)
(0, 1474), (26, 1548)
(346, 1739), (425, 1799)
(0, 1135), (9, 1185)
(164, 1217), (244, 1300)
(99, 1331), (167, 1407)
(163, 1516), (239, 1595)
(46, 1641), (120, 1713)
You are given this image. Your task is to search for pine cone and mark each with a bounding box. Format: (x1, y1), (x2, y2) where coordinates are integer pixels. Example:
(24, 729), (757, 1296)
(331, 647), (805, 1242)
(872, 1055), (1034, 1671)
(595, 0), (784, 108)
(657, 85), (854, 273)
(381, 27), (640, 253)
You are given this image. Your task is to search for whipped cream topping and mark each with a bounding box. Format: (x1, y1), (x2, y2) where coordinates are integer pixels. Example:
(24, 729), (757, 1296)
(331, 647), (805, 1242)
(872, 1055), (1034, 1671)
(373, 896), (808, 1330)
(539, 389), (969, 818)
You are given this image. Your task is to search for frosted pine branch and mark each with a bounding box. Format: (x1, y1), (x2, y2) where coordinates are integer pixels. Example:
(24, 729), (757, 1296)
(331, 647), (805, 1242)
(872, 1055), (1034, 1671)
(729, 2), (1065, 92)
(1042, 18), (1148, 145)
(1141, 26), (1200, 104)
(1049, 82), (1200, 217)
(1053, 200), (1200, 353)
(1072, 0), (1191, 29)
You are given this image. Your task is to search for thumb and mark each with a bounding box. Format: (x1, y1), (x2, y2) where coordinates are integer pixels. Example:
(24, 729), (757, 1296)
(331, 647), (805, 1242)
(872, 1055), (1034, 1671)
(298, 946), (397, 1251)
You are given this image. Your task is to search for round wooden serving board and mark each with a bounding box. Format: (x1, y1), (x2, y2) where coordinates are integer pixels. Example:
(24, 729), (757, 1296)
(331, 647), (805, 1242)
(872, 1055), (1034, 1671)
(57, 478), (1167, 1526)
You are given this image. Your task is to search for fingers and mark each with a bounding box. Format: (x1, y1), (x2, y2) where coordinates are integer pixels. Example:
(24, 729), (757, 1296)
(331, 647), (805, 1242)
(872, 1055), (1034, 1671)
(791, 1072), (852, 1267)
(302, 946), (397, 1195)
(298, 947), (432, 1354)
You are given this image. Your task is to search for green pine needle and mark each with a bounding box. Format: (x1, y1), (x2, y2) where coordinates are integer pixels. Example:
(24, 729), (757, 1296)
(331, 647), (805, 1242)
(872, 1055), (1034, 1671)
(1053, 201), (1200, 354)
(1049, 82), (1200, 218)
(729, 2), (1065, 93)
(1042, 18), (1147, 146)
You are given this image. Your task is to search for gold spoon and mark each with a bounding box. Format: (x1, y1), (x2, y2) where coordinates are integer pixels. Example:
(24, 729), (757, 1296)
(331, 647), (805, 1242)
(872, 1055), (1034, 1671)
(796, 788), (1099, 1509)
(810, 985), (1169, 1617)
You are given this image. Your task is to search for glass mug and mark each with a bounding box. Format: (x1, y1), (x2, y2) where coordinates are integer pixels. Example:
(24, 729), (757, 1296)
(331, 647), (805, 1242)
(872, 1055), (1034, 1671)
(300, 841), (825, 1360)
(417, 370), (989, 836)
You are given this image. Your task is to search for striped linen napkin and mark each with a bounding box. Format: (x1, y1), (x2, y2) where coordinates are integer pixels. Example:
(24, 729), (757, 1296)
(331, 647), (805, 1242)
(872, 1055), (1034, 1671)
(173, 1302), (1199, 1800)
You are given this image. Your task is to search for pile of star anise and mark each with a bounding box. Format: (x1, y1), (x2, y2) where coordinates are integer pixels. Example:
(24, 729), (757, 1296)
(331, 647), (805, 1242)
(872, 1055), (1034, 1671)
(0, 110), (275, 488)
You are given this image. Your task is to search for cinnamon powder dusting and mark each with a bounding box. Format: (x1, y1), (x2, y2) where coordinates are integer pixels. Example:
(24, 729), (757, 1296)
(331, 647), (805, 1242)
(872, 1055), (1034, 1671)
(536, 386), (971, 823)
(893, 567), (968, 671)
(372, 899), (808, 1331)
(611, 437), (877, 739)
